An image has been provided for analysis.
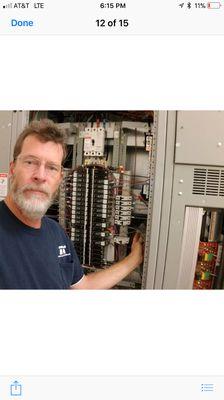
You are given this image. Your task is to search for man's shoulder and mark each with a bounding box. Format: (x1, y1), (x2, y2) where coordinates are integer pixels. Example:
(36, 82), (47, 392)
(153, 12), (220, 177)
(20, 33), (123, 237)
(43, 216), (68, 238)
(43, 216), (62, 230)
(0, 200), (15, 223)
(0, 200), (6, 212)
(0, 201), (7, 224)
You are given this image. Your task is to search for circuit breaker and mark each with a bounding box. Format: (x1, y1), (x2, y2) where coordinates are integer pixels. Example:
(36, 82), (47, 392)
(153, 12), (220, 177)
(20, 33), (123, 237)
(83, 127), (105, 156)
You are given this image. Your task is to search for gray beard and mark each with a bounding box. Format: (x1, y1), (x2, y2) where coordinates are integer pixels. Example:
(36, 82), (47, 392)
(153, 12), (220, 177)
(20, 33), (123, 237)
(10, 181), (54, 220)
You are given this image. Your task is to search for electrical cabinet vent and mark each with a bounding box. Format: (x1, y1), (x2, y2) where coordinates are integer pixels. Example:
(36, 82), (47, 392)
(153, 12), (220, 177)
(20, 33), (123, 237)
(193, 168), (224, 196)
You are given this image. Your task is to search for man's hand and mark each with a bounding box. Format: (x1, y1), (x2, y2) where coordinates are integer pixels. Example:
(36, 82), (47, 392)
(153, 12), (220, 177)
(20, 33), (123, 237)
(130, 232), (144, 267)
(72, 232), (144, 290)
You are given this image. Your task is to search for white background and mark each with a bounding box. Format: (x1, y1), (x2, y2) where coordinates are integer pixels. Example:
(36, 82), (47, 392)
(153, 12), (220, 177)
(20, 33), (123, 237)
(1, 291), (224, 375)
(1, 34), (224, 377)
(1, 36), (224, 109)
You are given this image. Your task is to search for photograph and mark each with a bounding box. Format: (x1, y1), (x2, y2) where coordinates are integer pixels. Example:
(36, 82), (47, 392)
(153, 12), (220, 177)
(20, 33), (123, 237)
(1, 110), (224, 290)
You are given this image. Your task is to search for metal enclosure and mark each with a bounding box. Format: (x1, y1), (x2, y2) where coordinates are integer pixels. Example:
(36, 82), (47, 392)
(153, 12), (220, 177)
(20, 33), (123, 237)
(144, 111), (224, 289)
(0, 111), (29, 173)
(175, 111), (224, 166)
(0, 111), (29, 200)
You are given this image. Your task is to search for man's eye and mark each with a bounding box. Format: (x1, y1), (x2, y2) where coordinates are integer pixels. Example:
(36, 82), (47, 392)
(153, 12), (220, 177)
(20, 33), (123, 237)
(25, 160), (35, 165)
(48, 165), (58, 172)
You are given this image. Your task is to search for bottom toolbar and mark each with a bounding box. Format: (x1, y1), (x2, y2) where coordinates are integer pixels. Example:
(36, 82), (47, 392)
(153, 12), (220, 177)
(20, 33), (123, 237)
(0, 376), (223, 399)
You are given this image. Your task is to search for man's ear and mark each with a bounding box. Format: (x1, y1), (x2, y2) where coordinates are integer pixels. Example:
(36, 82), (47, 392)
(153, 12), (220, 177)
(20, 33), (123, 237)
(9, 161), (15, 178)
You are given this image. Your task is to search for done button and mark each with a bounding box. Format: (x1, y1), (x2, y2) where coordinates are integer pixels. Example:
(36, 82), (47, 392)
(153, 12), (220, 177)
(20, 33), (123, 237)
(11, 19), (34, 27)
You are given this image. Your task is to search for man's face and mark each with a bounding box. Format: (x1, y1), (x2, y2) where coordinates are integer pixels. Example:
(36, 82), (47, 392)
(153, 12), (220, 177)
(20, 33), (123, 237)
(10, 135), (64, 220)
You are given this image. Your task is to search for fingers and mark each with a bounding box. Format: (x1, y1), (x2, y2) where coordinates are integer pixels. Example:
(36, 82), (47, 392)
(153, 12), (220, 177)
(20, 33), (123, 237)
(132, 232), (144, 245)
(139, 235), (144, 244)
(132, 232), (140, 245)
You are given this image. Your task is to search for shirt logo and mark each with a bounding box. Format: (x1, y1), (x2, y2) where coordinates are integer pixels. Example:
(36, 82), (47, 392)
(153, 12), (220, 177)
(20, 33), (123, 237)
(58, 245), (71, 258)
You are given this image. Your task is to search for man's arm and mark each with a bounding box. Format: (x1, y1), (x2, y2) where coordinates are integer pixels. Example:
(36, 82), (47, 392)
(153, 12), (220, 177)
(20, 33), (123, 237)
(70, 233), (144, 290)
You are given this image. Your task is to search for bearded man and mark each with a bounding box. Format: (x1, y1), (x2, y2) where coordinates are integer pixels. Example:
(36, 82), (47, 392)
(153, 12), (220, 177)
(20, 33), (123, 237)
(0, 119), (143, 289)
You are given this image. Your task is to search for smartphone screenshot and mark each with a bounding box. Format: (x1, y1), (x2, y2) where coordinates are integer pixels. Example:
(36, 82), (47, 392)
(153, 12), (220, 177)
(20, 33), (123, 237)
(0, 1), (224, 399)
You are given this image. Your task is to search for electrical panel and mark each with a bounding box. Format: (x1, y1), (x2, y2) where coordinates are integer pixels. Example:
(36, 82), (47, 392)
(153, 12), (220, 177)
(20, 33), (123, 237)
(57, 115), (153, 289)
(24, 111), (224, 289)
(151, 111), (224, 290)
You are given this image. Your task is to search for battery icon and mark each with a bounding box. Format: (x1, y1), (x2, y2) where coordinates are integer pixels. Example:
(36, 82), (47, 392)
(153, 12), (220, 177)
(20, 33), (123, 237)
(207, 2), (221, 8)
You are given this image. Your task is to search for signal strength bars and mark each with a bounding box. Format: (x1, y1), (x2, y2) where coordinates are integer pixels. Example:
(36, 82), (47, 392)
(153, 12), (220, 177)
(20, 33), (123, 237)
(3, 3), (13, 8)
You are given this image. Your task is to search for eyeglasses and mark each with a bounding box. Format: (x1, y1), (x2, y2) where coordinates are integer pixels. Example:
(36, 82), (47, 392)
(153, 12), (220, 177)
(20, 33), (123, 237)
(16, 155), (63, 177)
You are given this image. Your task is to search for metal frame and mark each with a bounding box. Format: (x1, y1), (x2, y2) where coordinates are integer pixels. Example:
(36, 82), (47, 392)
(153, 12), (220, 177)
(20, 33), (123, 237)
(153, 111), (177, 288)
(112, 123), (121, 168)
(10, 111), (29, 161)
(119, 128), (128, 167)
(143, 111), (172, 289)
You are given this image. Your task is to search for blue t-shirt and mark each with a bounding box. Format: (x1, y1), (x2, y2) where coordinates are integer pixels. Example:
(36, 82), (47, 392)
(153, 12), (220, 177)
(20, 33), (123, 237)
(0, 201), (84, 289)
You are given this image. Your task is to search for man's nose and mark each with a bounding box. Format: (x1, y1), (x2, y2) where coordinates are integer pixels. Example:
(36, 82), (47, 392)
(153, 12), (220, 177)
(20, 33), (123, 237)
(32, 163), (47, 181)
